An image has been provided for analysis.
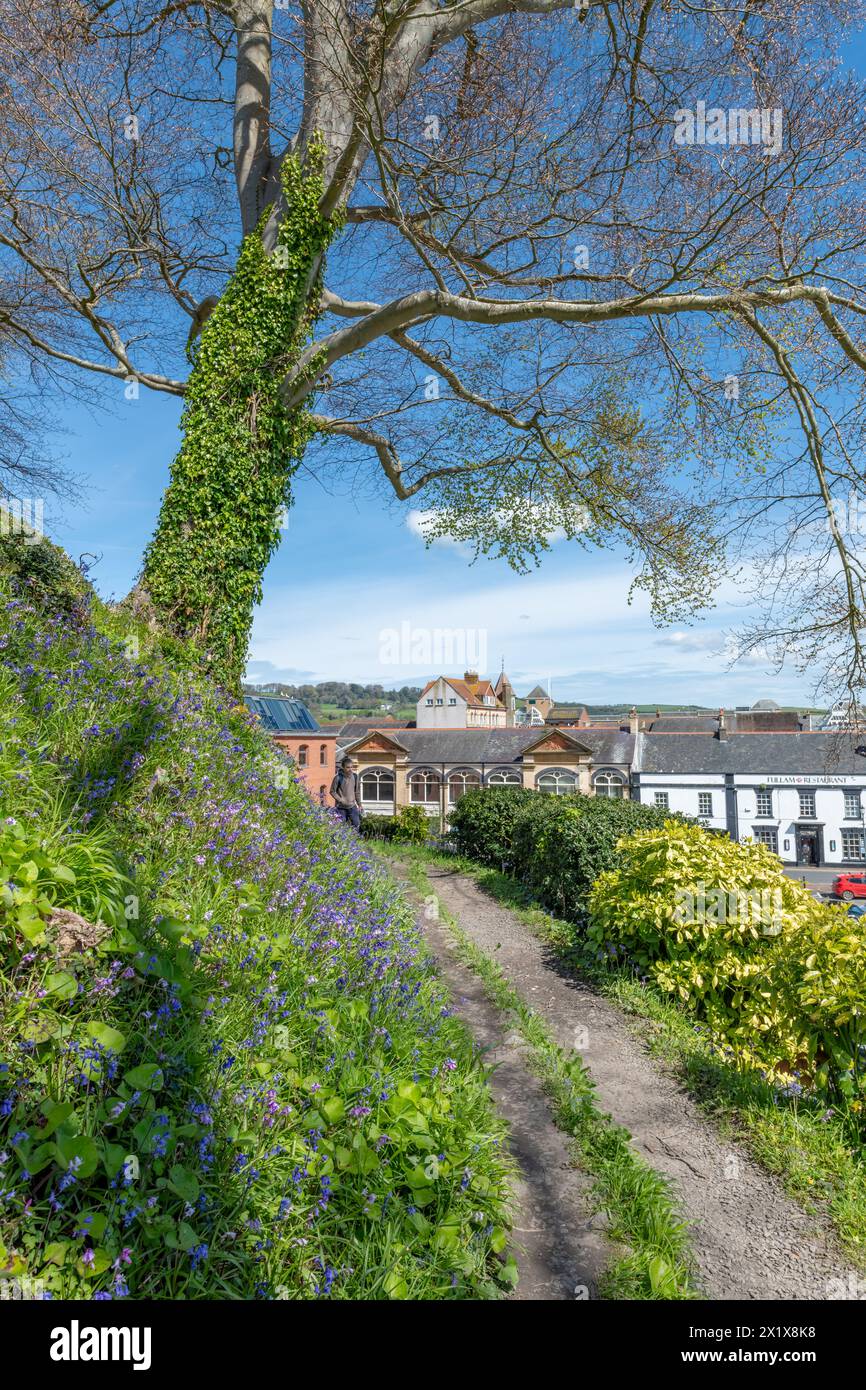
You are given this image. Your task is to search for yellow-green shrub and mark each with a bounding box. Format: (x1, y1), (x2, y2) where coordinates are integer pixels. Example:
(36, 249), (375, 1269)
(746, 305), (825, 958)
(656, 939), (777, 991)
(774, 904), (866, 1103)
(588, 819), (866, 1093)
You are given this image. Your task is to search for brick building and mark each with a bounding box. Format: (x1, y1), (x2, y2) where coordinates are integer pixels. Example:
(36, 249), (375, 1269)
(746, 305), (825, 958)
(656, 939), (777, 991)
(244, 694), (337, 804)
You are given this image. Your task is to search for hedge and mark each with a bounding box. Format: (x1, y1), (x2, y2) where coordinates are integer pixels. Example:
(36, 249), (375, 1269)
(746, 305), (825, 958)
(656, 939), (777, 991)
(448, 788), (677, 924)
(358, 804), (430, 844)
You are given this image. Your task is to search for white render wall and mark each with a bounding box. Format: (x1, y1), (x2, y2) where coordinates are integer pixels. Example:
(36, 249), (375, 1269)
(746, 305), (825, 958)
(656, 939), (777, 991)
(636, 771), (866, 865)
(416, 678), (468, 728)
(634, 773), (728, 833)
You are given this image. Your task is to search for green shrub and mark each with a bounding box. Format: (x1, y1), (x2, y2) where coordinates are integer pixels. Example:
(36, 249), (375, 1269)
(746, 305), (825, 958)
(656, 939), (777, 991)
(0, 524), (88, 616)
(360, 805), (430, 844)
(588, 818), (866, 1123)
(775, 907), (866, 1109)
(450, 788), (677, 925)
(446, 786), (535, 867)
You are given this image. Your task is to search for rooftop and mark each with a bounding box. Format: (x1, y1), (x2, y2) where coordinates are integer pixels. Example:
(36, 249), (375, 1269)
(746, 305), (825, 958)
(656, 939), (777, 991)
(244, 694), (320, 734)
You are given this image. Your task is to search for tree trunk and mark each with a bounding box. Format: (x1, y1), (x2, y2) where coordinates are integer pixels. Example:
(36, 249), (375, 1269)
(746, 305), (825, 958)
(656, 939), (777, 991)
(140, 147), (340, 690)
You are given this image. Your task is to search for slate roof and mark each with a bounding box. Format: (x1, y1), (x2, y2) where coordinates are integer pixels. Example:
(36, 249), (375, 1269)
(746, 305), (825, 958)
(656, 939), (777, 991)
(244, 694), (320, 733)
(336, 720), (413, 739)
(645, 715), (719, 733)
(339, 726), (635, 766)
(643, 711), (803, 734)
(636, 731), (866, 776)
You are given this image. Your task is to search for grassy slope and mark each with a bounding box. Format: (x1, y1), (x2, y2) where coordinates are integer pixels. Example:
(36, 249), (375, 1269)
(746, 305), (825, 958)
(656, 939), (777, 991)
(0, 568), (513, 1301)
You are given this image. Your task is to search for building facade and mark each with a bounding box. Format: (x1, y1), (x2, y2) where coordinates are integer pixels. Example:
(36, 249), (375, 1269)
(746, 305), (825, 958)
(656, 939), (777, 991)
(416, 673), (507, 728)
(244, 694), (337, 804)
(338, 726), (634, 827)
(633, 730), (866, 867)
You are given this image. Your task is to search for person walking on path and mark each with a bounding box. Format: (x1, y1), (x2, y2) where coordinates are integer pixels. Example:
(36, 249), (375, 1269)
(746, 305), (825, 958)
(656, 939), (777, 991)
(330, 756), (363, 829)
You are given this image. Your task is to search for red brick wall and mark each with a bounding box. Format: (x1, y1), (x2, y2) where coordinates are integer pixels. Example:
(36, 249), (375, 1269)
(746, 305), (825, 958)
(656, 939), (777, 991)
(273, 733), (337, 806)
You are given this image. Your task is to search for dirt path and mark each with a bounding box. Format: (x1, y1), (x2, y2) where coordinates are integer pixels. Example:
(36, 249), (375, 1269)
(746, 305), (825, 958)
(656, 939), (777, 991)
(408, 870), (614, 1299)
(401, 858), (863, 1301)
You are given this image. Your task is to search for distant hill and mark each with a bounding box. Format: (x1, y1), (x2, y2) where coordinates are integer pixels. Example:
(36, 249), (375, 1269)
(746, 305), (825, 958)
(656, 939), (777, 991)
(242, 681), (422, 724)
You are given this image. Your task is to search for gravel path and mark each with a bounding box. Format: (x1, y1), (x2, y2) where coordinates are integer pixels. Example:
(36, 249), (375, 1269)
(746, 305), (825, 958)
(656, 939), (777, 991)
(404, 859), (863, 1301)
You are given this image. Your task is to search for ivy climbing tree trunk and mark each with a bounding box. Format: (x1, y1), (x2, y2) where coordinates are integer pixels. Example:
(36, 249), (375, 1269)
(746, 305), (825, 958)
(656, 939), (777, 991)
(141, 148), (342, 689)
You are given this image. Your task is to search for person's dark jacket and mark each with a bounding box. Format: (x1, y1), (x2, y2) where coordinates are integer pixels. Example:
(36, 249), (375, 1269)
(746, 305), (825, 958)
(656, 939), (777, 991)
(330, 768), (361, 810)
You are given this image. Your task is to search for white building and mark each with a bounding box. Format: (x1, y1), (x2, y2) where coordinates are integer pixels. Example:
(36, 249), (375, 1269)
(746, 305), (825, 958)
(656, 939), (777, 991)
(633, 728), (866, 867)
(416, 672), (507, 728)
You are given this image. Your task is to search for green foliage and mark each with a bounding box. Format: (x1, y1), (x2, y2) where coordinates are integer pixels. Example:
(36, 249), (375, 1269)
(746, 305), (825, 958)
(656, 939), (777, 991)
(588, 819), (866, 1130)
(0, 522), (88, 616)
(449, 787), (676, 922)
(0, 573), (513, 1300)
(446, 786), (535, 867)
(416, 388), (721, 623)
(360, 805), (431, 844)
(776, 909), (866, 1112)
(0, 817), (130, 951)
(142, 144), (342, 689)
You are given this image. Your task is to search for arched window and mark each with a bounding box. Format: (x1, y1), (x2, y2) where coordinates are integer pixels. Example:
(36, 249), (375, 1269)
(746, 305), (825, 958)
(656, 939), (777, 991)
(448, 769), (481, 803)
(360, 767), (395, 803)
(409, 769), (442, 803)
(297, 744), (308, 768)
(536, 769), (577, 795)
(320, 744), (328, 765)
(593, 769), (625, 799)
(487, 767), (522, 787)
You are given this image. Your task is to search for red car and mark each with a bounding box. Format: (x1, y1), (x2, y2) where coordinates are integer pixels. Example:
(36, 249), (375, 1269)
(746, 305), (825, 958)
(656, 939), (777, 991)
(834, 872), (866, 900)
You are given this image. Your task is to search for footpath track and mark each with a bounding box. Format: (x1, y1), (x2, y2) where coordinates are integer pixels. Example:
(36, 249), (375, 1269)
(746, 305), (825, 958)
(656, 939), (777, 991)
(397, 856), (862, 1301)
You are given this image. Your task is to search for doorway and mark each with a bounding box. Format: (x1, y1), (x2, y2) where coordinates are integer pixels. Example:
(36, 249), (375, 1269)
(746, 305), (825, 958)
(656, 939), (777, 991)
(796, 826), (823, 866)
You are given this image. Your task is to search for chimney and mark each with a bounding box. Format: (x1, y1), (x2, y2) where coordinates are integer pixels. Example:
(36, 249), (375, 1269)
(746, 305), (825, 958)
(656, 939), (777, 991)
(629, 705), (639, 735)
(464, 670), (479, 684)
(717, 707), (727, 741)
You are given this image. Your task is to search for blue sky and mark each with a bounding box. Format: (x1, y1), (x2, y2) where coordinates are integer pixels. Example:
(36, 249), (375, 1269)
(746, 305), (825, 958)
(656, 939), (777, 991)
(37, 28), (866, 711)
(43, 383), (802, 708)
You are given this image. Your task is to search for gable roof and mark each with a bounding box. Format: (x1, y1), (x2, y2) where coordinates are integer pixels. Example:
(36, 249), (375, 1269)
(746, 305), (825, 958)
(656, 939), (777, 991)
(337, 725), (635, 766)
(419, 675), (504, 710)
(525, 685), (549, 701)
(525, 727), (593, 756)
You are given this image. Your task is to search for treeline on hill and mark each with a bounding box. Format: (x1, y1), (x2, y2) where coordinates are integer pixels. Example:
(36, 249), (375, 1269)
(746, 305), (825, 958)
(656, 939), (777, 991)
(244, 681), (422, 708)
(0, 528), (514, 1301)
(447, 788), (866, 1142)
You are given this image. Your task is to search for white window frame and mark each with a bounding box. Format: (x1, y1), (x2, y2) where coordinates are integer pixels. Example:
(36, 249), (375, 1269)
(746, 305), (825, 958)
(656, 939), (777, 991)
(360, 767), (396, 804)
(409, 769), (442, 804)
(487, 767), (522, 787)
(593, 770), (624, 799)
(536, 769), (578, 796)
(448, 768), (481, 804)
(753, 826), (779, 853)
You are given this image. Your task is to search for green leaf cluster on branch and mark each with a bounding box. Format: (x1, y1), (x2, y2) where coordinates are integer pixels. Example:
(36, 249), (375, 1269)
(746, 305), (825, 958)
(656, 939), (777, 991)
(142, 143), (341, 689)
